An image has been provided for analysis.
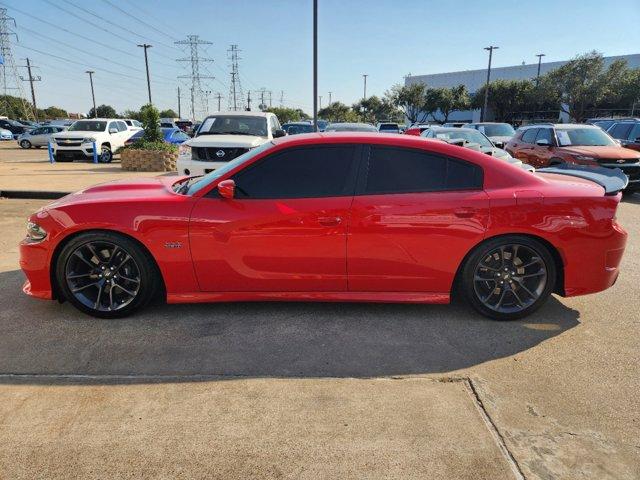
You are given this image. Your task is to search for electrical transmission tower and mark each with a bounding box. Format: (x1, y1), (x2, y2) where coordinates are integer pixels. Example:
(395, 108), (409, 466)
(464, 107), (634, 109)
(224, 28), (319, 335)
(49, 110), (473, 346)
(0, 8), (34, 120)
(228, 44), (245, 111)
(175, 35), (215, 120)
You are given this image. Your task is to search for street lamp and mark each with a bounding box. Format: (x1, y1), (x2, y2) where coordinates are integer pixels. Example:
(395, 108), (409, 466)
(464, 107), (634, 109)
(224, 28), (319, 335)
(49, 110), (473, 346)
(481, 46), (498, 122)
(137, 43), (153, 104)
(535, 53), (546, 86)
(85, 70), (96, 118)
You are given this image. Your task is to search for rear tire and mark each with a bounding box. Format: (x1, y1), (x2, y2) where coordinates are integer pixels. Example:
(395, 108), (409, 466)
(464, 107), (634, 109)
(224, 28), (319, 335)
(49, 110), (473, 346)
(99, 145), (113, 163)
(19, 139), (31, 149)
(460, 235), (556, 320)
(55, 231), (159, 318)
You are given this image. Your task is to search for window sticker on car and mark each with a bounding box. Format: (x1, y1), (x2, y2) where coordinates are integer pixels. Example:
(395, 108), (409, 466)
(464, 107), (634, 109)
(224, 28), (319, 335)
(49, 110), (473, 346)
(557, 130), (572, 146)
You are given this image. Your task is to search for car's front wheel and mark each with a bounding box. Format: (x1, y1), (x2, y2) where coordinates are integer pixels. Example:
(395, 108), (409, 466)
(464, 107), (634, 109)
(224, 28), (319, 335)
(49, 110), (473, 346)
(460, 236), (556, 320)
(19, 139), (31, 149)
(55, 232), (159, 318)
(99, 145), (113, 163)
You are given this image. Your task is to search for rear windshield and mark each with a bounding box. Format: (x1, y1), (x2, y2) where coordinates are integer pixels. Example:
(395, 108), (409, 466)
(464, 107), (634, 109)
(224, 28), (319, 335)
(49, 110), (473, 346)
(379, 124), (399, 131)
(478, 124), (515, 137)
(555, 127), (616, 147)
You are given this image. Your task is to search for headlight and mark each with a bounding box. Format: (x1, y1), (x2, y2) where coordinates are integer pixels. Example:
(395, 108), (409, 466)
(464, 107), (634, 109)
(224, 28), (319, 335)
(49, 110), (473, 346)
(179, 144), (192, 158)
(574, 155), (596, 162)
(26, 221), (47, 242)
(83, 137), (97, 143)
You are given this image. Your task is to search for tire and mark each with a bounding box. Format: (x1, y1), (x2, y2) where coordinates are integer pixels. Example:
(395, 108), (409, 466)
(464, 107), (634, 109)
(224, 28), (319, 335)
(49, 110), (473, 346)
(99, 145), (113, 163)
(19, 139), (31, 149)
(55, 231), (160, 318)
(460, 235), (556, 321)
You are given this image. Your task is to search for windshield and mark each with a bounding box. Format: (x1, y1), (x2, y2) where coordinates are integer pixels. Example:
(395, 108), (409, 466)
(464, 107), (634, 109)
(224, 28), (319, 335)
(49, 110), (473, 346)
(198, 115), (268, 137)
(556, 127), (616, 147)
(185, 141), (275, 195)
(379, 124), (399, 131)
(286, 124), (313, 134)
(68, 121), (107, 132)
(433, 129), (493, 148)
(326, 124), (377, 132)
(480, 124), (515, 137)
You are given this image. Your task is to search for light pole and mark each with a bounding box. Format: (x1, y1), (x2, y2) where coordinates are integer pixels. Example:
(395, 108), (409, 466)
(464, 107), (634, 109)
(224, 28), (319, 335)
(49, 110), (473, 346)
(312, 0), (318, 131)
(362, 74), (368, 100)
(481, 46), (498, 122)
(137, 43), (153, 104)
(328, 91), (332, 105)
(535, 53), (546, 86)
(319, 95), (322, 109)
(85, 70), (96, 117)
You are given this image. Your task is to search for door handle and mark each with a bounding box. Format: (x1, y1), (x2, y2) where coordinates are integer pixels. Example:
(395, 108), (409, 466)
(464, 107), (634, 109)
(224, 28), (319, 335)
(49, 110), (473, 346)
(317, 216), (342, 226)
(454, 208), (476, 218)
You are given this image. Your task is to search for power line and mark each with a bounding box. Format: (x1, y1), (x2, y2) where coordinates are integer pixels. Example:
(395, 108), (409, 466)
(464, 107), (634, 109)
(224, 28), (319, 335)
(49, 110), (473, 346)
(228, 44), (245, 111)
(101, 0), (179, 42)
(0, 7), (33, 119)
(19, 57), (41, 120)
(175, 35), (215, 120)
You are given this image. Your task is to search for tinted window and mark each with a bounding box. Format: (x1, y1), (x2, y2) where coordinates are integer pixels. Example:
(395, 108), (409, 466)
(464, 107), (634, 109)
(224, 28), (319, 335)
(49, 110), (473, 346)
(117, 121), (128, 132)
(233, 146), (356, 199)
(609, 123), (634, 140)
(521, 128), (538, 144)
(629, 124), (640, 142)
(535, 128), (554, 144)
(364, 146), (482, 194)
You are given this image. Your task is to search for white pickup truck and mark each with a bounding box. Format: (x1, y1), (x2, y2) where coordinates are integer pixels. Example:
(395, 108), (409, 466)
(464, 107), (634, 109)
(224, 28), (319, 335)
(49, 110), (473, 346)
(50, 118), (132, 163)
(177, 111), (285, 176)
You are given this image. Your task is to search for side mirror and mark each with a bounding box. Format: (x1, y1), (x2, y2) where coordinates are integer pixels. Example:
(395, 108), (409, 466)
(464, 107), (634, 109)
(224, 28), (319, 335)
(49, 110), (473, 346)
(217, 179), (235, 199)
(273, 129), (286, 138)
(536, 139), (550, 146)
(109, 128), (118, 134)
(493, 141), (504, 148)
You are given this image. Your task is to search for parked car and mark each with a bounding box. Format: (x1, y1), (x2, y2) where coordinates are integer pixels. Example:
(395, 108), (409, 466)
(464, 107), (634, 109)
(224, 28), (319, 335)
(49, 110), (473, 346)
(283, 122), (313, 135)
(175, 119), (194, 135)
(586, 117), (639, 131)
(404, 123), (437, 136)
(0, 128), (13, 140)
(0, 118), (33, 137)
(377, 122), (401, 134)
(50, 118), (131, 163)
(421, 127), (534, 172)
(159, 118), (178, 129)
(125, 127), (191, 146)
(177, 111), (285, 176)
(505, 123), (640, 190)
(324, 122), (377, 132)
(465, 122), (515, 148)
(606, 120), (640, 152)
(17, 125), (68, 149)
(20, 132), (628, 320)
(123, 119), (143, 131)
(442, 122), (468, 128)
(16, 119), (40, 128)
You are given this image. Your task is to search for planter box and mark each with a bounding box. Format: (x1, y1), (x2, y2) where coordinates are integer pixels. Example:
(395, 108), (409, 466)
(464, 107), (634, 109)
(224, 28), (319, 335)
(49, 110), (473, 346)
(121, 149), (178, 172)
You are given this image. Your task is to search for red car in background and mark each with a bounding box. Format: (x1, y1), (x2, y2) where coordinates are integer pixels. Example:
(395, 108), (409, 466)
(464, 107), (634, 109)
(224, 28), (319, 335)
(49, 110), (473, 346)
(20, 133), (627, 320)
(404, 124), (438, 136)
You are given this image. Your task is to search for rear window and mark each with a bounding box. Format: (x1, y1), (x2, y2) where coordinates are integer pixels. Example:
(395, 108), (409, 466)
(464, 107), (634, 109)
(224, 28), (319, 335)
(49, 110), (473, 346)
(521, 128), (538, 144)
(364, 146), (482, 194)
(609, 123), (634, 140)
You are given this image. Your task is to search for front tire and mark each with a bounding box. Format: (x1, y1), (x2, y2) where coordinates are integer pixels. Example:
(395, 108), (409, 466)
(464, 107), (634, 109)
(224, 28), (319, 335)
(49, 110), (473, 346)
(55, 232), (159, 318)
(19, 139), (31, 149)
(460, 236), (556, 320)
(99, 145), (113, 163)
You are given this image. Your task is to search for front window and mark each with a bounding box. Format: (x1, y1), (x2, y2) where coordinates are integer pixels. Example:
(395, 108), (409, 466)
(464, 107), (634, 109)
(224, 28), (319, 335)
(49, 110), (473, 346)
(198, 115), (268, 137)
(478, 124), (515, 137)
(432, 129), (493, 148)
(555, 127), (616, 147)
(185, 141), (275, 195)
(68, 121), (107, 132)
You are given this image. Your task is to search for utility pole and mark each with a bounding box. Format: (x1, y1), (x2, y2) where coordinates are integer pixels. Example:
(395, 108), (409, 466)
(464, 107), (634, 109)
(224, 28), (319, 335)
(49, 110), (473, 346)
(535, 53), (546, 86)
(280, 90), (284, 107)
(362, 74), (368, 100)
(215, 92), (222, 111)
(312, 0), (318, 131)
(20, 58), (41, 120)
(177, 86), (181, 117)
(85, 70), (96, 117)
(319, 95), (322, 110)
(481, 45), (498, 122)
(137, 43), (152, 104)
(247, 90), (251, 111)
(328, 91), (332, 105)
(0, 8), (33, 119)
(228, 44), (245, 111)
(268, 90), (272, 108)
(176, 35), (215, 120)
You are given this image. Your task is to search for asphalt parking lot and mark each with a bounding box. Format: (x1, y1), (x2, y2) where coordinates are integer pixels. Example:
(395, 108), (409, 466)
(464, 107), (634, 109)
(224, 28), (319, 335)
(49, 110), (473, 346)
(0, 148), (639, 479)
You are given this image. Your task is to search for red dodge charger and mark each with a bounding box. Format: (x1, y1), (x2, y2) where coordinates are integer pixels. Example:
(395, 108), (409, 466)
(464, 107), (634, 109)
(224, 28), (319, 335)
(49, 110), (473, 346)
(20, 133), (628, 320)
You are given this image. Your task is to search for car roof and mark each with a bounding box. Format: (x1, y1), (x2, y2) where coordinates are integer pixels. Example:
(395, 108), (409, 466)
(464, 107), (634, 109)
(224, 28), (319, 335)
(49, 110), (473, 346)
(520, 123), (597, 130)
(204, 111), (272, 118)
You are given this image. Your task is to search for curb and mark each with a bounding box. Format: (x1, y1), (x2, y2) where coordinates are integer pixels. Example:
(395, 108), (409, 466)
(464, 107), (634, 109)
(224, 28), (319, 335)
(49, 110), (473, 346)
(0, 190), (70, 200)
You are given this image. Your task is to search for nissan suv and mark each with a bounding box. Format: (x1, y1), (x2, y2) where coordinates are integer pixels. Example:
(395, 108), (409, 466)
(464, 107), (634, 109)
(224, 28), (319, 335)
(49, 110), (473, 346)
(505, 123), (640, 190)
(177, 111), (285, 176)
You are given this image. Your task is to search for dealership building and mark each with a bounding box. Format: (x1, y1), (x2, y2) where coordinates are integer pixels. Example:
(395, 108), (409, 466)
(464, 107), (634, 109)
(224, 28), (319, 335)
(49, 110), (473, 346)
(405, 53), (640, 123)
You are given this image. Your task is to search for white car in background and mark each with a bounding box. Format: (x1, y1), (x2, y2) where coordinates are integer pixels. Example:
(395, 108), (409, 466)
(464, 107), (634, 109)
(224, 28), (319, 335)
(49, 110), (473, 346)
(177, 111), (285, 176)
(123, 119), (143, 132)
(50, 118), (131, 163)
(465, 122), (516, 148)
(17, 125), (68, 148)
(0, 128), (13, 141)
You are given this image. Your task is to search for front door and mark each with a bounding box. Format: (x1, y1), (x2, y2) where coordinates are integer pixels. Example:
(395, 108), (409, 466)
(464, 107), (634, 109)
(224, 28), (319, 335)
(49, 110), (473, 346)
(189, 144), (360, 292)
(348, 145), (490, 293)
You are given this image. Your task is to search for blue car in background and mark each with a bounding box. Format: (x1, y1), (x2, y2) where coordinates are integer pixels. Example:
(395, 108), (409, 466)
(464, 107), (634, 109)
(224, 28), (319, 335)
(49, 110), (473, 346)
(125, 127), (190, 146)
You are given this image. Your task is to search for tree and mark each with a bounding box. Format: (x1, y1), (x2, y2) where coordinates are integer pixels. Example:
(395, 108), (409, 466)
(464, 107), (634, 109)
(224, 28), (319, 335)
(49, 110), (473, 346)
(387, 83), (429, 124)
(140, 103), (163, 143)
(432, 85), (470, 123)
(264, 107), (308, 124)
(89, 104), (118, 118)
(159, 109), (178, 118)
(40, 106), (68, 119)
(0, 94), (35, 119)
(471, 80), (537, 122)
(120, 109), (142, 121)
(352, 95), (403, 124)
(318, 102), (361, 122)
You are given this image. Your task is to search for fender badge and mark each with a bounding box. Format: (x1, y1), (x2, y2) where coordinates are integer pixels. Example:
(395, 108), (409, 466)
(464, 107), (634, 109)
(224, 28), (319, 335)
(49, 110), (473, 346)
(164, 241), (182, 249)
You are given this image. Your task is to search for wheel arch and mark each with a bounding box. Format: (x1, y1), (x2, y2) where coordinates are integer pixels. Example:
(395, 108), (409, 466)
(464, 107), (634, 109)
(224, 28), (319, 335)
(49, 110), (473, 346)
(49, 228), (166, 302)
(452, 232), (565, 299)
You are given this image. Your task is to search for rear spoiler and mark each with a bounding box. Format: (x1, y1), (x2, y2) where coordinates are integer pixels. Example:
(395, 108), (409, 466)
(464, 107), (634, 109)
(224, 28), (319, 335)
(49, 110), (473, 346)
(538, 164), (629, 195)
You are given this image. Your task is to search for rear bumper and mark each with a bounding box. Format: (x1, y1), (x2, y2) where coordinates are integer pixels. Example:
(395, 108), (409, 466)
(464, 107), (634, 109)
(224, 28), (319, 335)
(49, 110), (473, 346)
(562, 220), (628, 297)
(19, 239), (53, 300)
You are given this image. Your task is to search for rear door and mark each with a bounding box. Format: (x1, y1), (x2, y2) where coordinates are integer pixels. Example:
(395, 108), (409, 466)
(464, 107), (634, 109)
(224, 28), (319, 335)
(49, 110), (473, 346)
(511, 128), (539, 166)
(529, 127), (556, 167)
(347, 145), (489, 293)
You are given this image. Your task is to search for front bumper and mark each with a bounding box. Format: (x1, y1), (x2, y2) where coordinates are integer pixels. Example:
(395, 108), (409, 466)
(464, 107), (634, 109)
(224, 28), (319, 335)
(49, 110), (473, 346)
(19, 237), (53, 300)
(52, 143), (96, 159)
(177, 157), (226, 176)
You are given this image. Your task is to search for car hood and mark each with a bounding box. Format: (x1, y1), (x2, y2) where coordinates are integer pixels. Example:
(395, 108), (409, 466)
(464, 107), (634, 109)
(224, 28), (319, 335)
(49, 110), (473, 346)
(187, 134), (267, 149)
(560, 145), (640, 159)
(52, 130), (102, 139)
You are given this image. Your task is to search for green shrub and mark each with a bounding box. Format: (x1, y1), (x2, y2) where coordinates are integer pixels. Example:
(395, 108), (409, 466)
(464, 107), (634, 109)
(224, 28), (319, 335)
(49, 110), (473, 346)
(140, 103), (163, 143)
(122, 140), (177, 152)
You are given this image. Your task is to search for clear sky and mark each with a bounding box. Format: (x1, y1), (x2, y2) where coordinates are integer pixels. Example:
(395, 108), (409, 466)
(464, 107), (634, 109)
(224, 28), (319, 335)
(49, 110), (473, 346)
(2, 0), (639, 117)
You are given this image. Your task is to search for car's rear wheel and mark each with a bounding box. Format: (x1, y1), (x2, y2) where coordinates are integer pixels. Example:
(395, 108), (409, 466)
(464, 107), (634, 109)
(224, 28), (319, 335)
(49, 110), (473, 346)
(460, 236), (556, 320)
(19, 139), (31, 149)
(99, 145), (113, 163)
(55, 232), (159, 318)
